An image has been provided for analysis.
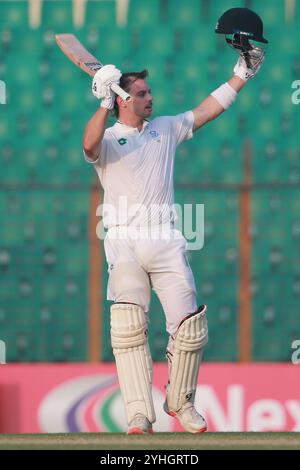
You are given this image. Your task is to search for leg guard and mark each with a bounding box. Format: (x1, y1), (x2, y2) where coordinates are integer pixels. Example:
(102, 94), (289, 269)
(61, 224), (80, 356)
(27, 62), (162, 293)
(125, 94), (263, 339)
(110, 303), (156, 424)
(165, 305), (208, 412)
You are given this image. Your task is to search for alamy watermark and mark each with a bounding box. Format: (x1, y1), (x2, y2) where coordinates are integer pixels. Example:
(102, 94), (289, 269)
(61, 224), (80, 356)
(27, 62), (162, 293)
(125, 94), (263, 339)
(291, 340), (300, 365)
(291, 80), (300, 104)
(0, 340), (6, 364)
(95, 198), (205, 251)
(0, 80), (6, 105)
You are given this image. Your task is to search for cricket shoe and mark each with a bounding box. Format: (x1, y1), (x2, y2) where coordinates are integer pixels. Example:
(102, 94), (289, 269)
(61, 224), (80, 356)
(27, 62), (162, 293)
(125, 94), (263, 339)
(127, 414), (153, 435)
(163, 401), (207, 433)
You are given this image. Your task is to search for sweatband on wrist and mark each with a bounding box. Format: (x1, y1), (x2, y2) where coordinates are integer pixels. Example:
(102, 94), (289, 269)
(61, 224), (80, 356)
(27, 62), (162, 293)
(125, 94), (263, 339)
(210, 83), (238, 110)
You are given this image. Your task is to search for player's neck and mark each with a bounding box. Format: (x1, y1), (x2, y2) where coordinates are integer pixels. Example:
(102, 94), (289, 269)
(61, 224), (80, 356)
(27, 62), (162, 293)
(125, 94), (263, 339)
(117, 114), (145, 131)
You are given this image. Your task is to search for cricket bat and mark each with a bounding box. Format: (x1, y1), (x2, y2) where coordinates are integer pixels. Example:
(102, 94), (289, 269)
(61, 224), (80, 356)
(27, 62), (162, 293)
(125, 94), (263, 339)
(55, 33), (130, 101)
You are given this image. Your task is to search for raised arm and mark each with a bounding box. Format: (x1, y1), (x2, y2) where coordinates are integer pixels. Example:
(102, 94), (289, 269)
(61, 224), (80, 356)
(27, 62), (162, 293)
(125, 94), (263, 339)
(192, 47), (265, 132)
(83, 64), (122, 161)
(83, 107), (110, 161)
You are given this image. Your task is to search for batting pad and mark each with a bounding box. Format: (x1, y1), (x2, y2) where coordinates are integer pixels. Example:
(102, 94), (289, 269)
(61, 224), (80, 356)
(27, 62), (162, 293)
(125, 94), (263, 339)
(166, 305), (208, 412)
(110, 303), (156, 424)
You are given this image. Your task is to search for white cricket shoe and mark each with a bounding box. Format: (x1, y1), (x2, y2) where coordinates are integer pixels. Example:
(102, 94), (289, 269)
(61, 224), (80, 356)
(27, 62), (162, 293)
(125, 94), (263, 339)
(127, 414), (153, 435)
(163, 401), (207, 433)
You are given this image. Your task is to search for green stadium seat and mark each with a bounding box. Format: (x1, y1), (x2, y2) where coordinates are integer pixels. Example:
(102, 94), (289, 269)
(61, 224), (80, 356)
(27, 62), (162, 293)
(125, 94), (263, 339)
(128, 0), (161, 27)
(252, 300), (292, 361)
(205, 299), (238, 361)
(0, 109), (15, 139)
(249, 1), (286, 27)
(76, 27), (131, 66)
(41, 0), (74, 31)
(166, 0), (201, 27)
(252, 139), (283, 183)
(1, 1), (27, 28)
(139, 55), (168, 84)
(41, 29), (57, 56)
(85, 0), (117, 28)
(178, 26), (218, 57)
(139, 26), (174, 57)
(0, 28), (12, 57)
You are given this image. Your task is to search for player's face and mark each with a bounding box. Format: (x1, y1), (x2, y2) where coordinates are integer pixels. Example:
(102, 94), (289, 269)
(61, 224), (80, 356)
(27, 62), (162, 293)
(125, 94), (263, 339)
(128, 79), (153, 118)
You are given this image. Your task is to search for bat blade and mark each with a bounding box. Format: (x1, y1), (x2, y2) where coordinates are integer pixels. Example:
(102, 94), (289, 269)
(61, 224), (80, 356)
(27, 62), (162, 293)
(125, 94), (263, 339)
(55, 33), (102, 77)
(55, 33), (130, 100)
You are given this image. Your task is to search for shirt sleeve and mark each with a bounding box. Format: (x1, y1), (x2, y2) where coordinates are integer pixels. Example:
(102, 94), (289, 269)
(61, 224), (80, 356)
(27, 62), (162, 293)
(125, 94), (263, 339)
(169, 110), (194, 146)
(83, 137), (108, 166)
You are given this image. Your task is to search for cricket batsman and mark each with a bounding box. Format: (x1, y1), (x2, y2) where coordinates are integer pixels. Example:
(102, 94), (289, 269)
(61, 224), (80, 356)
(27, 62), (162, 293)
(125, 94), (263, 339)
(83, 8), (267, 434)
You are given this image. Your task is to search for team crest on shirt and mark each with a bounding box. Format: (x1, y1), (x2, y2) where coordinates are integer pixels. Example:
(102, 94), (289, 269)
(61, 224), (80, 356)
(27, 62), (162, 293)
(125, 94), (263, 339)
(118, 138), (127, 145)
(149, 130), (160, 139)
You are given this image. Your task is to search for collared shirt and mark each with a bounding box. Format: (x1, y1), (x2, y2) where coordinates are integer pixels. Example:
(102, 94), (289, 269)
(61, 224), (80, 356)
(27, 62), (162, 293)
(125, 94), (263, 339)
(85, 111), (194, 229)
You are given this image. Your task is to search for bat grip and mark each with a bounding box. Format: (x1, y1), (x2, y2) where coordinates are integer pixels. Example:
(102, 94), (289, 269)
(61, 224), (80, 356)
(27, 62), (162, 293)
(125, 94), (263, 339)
(111, 83), (130, 101)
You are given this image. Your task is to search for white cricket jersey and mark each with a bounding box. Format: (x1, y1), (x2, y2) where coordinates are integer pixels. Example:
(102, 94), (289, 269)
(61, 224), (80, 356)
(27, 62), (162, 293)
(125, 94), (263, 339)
(85, 111), (194, 229)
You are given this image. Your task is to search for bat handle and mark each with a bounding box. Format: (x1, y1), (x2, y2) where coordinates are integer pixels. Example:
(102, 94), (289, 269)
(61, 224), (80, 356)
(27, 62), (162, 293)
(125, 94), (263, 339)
(111, 83), (131, 101)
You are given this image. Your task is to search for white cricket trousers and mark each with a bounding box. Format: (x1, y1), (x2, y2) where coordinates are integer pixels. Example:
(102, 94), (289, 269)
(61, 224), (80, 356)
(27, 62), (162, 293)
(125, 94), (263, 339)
(104, 226), (198, 335)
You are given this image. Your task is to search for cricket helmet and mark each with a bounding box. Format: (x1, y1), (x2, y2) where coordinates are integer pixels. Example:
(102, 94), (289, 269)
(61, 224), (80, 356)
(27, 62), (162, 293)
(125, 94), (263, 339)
(215, 7), (268, 44)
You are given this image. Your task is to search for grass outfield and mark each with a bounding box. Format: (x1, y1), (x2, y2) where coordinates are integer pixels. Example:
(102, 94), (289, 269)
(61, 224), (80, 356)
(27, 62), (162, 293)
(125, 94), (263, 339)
(0, 433), (299, 450)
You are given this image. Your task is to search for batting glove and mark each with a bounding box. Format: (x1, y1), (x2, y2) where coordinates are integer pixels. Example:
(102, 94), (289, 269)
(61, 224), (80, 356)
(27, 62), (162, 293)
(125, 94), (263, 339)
(233, 46), (265, 81)
(92, 64), (122, 109)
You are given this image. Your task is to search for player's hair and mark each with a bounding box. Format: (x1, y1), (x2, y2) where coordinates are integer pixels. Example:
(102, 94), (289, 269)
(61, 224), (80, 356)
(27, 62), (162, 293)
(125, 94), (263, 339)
(114, 69), (149, 117)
